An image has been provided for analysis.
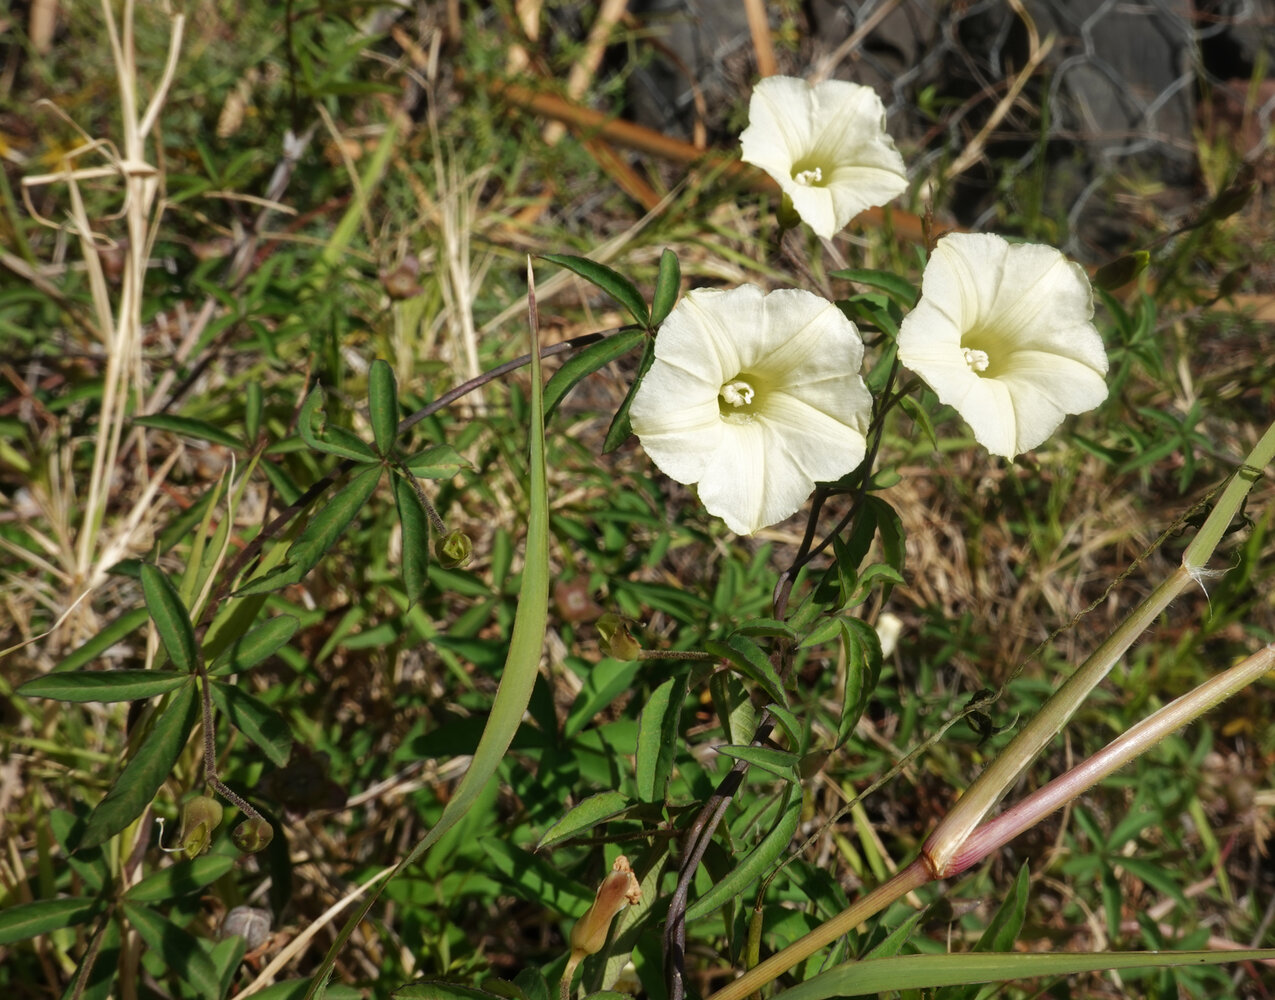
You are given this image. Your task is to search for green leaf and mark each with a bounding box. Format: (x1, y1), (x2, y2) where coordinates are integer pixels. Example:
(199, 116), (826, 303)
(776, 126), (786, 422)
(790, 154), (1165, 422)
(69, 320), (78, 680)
(122, 901), (221, 1000)
(735, 618), (798, 640)
(236, 464), (382, 596)
(135, 414), (244, 449)
(862, 909), (926, 959)
(899, 394), (938, 451)
(540, 253), (649, 327)
(771, 950), (1275, 1000)
(244, 382), (263, 442)
(208, 616), (299, 676)
(706, 634), (788, 708)
(0, 897), (99, 945)
(124, 854), (236, 903)
(837, 618), (882, 748)
(298, 384), (378, 462)
(714, 745), (801, 782)
(544, 328), (646, 420)
(829, 268), (919, 310)
(19, 669), (189, 703)
(482, 839), (593, 916)
(537, 791), (632, 850)
(78, 679), (198, 850)
(685, 789), (800, 920)
(635, 674), (686, 802)
(210, 681), (293, 766)
(51, 607), (149, 672)
(602, 336), (656, 453)
(975, 861), (1029, 952)
(391, 470), (431, 609)
(764, 703), (804, 750)
(403, 443), (472, 479)
(368, 359), (399, 455)
(302, 264), (552, 999)
(393, 984), (505, 1000)
(141, 563), (200, 674)
(649, 248), (681, 326)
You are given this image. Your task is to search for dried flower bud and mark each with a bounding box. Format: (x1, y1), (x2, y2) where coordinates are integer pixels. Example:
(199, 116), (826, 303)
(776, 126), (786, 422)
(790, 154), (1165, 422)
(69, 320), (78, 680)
(435, 530), (473, 569)
(569, 856), (641, 957)
(231, 816), (273, 853)
(596, 614), (641, 661)
(381, 257), (423, 300)
(177, 795), (223, 859)
(221, 905), (272, 950)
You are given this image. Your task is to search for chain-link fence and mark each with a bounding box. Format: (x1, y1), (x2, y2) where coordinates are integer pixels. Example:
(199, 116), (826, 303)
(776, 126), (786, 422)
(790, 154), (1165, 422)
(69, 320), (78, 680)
(625, 0), (1274, 258)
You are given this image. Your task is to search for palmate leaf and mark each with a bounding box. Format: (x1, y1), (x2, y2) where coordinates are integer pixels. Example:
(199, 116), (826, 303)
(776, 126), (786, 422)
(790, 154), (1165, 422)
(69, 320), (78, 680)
(77, 679), (199, 851)
(235, 464), (382, 596)
(540, 253), (649, 327)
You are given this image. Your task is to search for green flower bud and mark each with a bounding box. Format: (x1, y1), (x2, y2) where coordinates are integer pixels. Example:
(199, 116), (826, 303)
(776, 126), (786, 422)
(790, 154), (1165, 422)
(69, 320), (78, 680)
(1092, 251), (1149, 292)
(596, 613), (641, 661)
(177, 795), (223, 859)
(776, 193), (802, 232)
(569, 856), (641, 957)
(435, 530), (473, 569)
(231, 816), (273, 853)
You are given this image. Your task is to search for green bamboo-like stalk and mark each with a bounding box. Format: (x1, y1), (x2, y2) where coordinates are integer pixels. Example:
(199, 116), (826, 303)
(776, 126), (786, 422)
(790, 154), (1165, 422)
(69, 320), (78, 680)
(705, 418), (1275, 1000)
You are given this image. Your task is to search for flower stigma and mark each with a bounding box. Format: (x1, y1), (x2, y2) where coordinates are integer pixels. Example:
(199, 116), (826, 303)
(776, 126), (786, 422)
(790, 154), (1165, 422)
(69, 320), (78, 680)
(962, 346), (991, 373)
(793, 166), (824, 186)
(719, 376), (759, 420)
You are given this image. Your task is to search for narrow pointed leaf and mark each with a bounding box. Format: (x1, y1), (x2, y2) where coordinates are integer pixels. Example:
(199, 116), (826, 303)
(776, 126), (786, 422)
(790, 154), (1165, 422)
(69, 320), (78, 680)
(543, 328), (645, 420)
(368, 359), (399, 456)
(635, 674), (686, 802)
(602, 337), (657, 453)
(298, 384), (378, 462)
(141, 563), (200, 674)
(19, 670), (189, 703)
(135, 414), (244, 449)
(649, 249), (681, 327)
(78, 679), (198, 850)
(124, 854), (236, 903)
(123, 901), (221, 1000)
(210, 681), (293, 766)
(51, 607), (149, 673)
(685, 789), (800, 920)
(537, 791), (631, 850)
(772, 949), (1275, 1000)
(236, 464), (382, 596)
(391, 470), (431, 608)
(0, 897), (99, 945)
(829, 268), (919, 310)
(539, 253), (649, 327)
(404, 444), (472, 479)
(707, 634), (789, 709)
(714, 745), (801, 781)
(208, 616), (299, 676)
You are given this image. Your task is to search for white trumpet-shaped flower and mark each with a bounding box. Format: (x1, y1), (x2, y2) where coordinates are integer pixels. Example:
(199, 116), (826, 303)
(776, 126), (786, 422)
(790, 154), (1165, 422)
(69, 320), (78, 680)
(897, 232), (1109, 459)
(740, 75), (908, 239)
(630, 285), (873, 535)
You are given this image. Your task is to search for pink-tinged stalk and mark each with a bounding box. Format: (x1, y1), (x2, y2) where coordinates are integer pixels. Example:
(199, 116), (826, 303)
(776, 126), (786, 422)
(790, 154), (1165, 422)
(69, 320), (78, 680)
(941, 641), (1275, 877)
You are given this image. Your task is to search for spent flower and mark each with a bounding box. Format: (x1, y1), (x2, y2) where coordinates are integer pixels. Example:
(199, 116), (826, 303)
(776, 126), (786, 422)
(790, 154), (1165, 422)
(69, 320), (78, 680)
(897, 232), (1108, 459)
(740, 75), (908, 239)
(630, 284), (873, 535)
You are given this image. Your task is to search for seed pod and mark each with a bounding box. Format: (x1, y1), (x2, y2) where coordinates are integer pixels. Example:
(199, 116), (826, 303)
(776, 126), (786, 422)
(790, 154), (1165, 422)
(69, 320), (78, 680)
(177, 796), (223, 859)
(435, 530), (473, 569)
(231, 816), (273, 853)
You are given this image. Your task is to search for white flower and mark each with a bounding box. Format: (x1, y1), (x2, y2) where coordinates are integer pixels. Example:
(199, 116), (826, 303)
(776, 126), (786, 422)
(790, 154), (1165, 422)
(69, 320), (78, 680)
(630, 284), (873, 535)
(897, 232), (1109, 459)
(740, 75), (908, 240)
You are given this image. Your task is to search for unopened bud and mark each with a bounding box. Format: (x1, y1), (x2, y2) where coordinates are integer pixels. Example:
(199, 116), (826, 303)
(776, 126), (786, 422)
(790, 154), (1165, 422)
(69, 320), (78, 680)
(177, 795), (223, 859)
(435, 530), (473, 569)
(231, 816), (273, 853)
(569, 856), (641, 957)
(1092, 251), (1149, 292)
(596, 613), (641, 661)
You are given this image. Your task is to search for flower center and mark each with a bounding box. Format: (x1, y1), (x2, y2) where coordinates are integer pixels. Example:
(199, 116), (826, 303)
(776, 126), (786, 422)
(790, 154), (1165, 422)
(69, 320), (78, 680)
(793, 166), (823, 186)
(721, 380), (755, 407)
(719, 376), (763, 422)
(963, 347), (991, 373)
